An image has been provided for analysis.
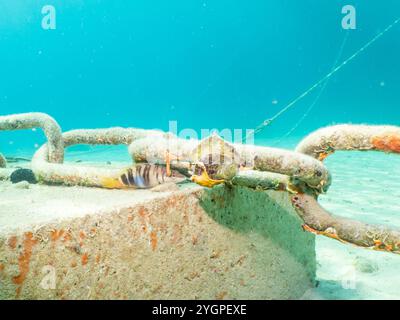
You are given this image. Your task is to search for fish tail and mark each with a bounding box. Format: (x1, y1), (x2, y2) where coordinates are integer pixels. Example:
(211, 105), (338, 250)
(101, 177), (125, 189)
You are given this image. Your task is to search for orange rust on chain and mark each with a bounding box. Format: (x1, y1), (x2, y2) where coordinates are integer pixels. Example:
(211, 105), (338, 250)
(150, 231), (158, 251)
(127, 214), (134, 222)
(0, 263), (4, 272)
(12, 232), (38, 297)
(318, 152), (330, 161)
(385, 244), (394, 251)
(371, 133), (400, 153)
(372, 240), (397, 252)
(302, 224), (320, 235)
(81, 253), (89, 266)
(302, 224), (345, 243)
(303, 224), (399, 253)
(95, 254), (101, 264)
(51, 229), (65, 242)
(373, 239), (383, 248)
(8, 236), (18, 250)
(70, 261), (77, 268)
(79, 231), (86, 246)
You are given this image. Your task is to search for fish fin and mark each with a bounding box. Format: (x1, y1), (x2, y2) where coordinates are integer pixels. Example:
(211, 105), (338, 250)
(101, 177), (125, 189)
(191, 170), (224, 188)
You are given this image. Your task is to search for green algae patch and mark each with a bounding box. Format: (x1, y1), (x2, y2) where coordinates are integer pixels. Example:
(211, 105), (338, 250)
(199, 184), (317, 290)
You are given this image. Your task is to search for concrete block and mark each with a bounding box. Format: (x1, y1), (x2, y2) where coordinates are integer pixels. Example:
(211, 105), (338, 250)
(0, 182), (315, 299)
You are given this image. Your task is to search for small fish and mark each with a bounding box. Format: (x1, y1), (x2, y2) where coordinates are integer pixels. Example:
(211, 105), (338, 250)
(101, 163), (185, 189)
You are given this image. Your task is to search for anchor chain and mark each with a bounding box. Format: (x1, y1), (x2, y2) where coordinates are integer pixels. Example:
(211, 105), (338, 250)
(1, 112), (400, 254)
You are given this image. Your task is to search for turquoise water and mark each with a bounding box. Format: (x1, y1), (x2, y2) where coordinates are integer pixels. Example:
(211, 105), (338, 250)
(1, 1), (400, 299)
(1, 1), (400, 149)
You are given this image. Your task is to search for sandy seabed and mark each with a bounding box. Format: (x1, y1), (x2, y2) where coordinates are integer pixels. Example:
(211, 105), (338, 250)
(306, 151), (400, 300)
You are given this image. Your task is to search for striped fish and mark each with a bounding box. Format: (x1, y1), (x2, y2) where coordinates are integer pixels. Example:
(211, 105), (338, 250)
(101, 163), (184, 189)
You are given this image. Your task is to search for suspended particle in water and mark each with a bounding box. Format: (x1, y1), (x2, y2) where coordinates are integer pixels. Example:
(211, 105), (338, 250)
(32, 128), (37, 132)
(380, 81), (385, 87)
(9, 141), (14, 145)
(34, 143), (39, 149)
(272, 99), (278, 105)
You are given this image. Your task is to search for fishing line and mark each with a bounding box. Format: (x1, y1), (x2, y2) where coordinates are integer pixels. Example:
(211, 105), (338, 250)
(271, 30), (350, 146)
(244, 17), (400, 143)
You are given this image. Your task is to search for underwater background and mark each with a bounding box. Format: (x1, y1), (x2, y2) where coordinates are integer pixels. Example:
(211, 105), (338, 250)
(1, 0), (400, 299)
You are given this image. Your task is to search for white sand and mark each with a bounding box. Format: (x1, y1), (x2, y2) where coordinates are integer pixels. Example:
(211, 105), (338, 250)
(308, 151), (400, 300)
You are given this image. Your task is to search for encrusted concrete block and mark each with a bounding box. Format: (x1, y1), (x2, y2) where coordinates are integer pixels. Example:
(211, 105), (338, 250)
(0, 182), (315, 299)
